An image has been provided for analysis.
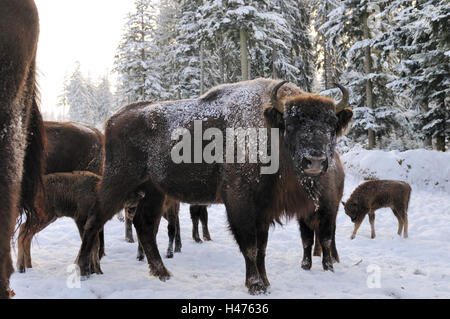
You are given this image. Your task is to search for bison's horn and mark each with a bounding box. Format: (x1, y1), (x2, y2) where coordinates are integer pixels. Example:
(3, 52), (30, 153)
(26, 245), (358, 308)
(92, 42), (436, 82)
(334, 83), (350, 113)
(271, 80), (289, 113)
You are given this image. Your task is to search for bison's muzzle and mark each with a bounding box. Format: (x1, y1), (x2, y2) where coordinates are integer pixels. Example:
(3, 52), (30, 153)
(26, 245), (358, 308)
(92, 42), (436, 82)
(302, 155), (328, 177)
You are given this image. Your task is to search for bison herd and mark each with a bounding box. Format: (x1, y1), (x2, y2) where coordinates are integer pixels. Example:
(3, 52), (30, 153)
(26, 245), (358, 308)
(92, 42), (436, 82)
(0, 0), (412, 298)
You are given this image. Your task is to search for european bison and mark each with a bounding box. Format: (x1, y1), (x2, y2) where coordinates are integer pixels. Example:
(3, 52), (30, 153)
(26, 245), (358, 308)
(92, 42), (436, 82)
(17, 121), (106, 272)
(343, 180), (411, 239)
(0, 0), (45, 299)
(18, 172), (107, 275)
(76, 78), (352, 294)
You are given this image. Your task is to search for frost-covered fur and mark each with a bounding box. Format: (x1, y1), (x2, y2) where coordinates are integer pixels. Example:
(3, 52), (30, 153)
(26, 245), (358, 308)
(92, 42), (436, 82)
(77, 78), (353, 295)
(0, 0), (44, 299)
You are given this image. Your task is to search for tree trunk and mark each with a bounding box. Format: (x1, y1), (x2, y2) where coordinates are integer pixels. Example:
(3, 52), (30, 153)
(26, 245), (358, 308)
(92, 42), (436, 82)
(435, 135), (446, 152)
(323, 44), (333, 90)
(272, 46), (278, 79)
(200, 42), (204, 94)
(363, 12), (376, 150)
(240, 29), (249, 81)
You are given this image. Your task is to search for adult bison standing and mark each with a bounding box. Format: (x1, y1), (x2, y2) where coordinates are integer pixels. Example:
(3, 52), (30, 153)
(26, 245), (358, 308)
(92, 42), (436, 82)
(77, 78), (352, 295)
(0, 0), (44, 299)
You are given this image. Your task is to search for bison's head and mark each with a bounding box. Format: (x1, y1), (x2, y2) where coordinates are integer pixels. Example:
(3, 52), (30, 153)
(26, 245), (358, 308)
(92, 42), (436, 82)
(342, 200), (367, 223)
(265, 81), (353, 178)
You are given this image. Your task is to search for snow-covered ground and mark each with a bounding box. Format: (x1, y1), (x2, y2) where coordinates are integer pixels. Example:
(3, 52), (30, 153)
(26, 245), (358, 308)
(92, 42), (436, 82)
(10, 149), (450, 299)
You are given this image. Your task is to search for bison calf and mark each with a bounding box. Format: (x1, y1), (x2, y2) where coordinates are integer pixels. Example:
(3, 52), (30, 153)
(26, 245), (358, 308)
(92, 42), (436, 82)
(343, 180), (411, 239)
(17, 172), (104, 273)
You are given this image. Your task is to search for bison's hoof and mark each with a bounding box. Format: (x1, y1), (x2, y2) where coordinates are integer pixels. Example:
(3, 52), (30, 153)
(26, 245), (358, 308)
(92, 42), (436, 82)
(166, 251), (174, 259)
(151, 268), (172, 282)
(17, 265), (26, 274)
(175, 245), (182, 253)
(248, 282), (268, 295)
(137, 255), (145, 262)
(125, 238), (134, 243)
(332, 256), (340, 264)
(194, 238), (203, 244)
(323, 261), (334, 272)
(350, 235), (355, 240)
(301, 259), (312, 270)
(203, 235), (212, 241)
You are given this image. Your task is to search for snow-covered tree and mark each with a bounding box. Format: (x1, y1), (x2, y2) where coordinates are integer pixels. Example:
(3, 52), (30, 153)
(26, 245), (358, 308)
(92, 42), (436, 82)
(114, 0), (162, 104)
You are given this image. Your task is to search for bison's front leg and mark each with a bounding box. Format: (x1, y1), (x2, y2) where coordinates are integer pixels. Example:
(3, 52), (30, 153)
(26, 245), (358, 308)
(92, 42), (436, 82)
(199, 206), (212, 241)
(125, 211), (134, 243)
(256, 220), (270, 287)
(317, 210), (335, 272)
(133, 193), (171, 281)
(225, 201), (267, 295)
(190, 206), (202, 243)
(298, 218), (314, 270)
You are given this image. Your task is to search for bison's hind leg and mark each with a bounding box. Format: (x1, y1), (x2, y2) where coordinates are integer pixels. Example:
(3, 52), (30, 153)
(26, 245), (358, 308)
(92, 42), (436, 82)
(133, 185), (171, 281)
(313, 232), (322, 257)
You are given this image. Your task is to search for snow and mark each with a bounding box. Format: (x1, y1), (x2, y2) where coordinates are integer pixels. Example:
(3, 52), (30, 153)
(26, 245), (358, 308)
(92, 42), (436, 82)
(9, 149), (450, 299)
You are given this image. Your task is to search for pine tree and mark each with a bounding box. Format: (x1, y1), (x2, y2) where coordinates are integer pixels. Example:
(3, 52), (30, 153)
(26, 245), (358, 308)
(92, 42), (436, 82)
(66, 63), (94, 123)
(322, 0), (399, 149)
(114, 0), (162, 104)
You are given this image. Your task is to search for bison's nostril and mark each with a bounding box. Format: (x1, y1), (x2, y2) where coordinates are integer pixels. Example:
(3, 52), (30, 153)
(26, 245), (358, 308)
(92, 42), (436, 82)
(302, 155), (327, 176)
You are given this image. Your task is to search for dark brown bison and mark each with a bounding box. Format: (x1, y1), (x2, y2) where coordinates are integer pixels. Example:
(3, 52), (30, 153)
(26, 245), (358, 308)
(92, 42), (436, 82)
(0, 0), (45, 299)
(17, 172), (106, 275)
(17, 121), (106, 272)
(343, 180), (411, 239)
(76, 78), (352, 294)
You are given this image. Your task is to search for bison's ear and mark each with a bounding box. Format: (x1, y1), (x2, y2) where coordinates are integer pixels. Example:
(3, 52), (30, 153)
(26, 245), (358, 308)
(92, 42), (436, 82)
(336, 108), (353, 136)
(264, 107), (285, 129)
(341, 201), (346, 207)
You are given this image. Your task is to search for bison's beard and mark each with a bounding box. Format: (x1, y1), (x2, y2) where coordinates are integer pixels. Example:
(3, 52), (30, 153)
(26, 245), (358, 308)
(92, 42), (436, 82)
(299, 176), (321, 212)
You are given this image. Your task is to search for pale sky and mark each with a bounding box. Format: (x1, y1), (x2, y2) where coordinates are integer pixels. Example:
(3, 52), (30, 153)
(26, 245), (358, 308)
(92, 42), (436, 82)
(35, 0), (135, 117)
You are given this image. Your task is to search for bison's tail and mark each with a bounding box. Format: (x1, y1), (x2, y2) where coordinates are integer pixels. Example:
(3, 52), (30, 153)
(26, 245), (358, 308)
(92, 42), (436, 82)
(20, 95), (46, 234)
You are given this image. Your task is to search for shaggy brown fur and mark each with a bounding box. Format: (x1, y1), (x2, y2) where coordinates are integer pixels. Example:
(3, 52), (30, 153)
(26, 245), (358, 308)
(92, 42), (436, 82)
(44, 121), (105, 175)
(343, 180), (411, 239)
(0, 0), (45, 299)
(17, 172), (105, 275)
(17, 122), (106, 272)
(76, 79), (352, 295)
